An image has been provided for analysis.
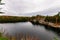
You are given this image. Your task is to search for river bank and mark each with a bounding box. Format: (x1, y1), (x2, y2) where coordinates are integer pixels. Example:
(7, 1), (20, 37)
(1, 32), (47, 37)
(30, 20), (60, 29)
(0, 16), (29, 23)
(0, 15), (59, 29)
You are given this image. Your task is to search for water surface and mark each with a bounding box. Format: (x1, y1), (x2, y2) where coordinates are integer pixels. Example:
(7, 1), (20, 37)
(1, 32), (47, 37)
(0, 22), (60, 40)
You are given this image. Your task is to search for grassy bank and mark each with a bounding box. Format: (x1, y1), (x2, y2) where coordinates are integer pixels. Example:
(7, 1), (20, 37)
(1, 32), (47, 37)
(0, 16), (29, 23)
(0, 33), (8, 40)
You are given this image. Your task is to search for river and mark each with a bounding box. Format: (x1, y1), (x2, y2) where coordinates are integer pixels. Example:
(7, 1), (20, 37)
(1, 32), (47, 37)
(0, 22), (60, 40)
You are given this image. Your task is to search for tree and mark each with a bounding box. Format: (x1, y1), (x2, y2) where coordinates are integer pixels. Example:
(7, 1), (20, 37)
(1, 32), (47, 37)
(0, 0), (5, 14)
(0, 0), (2, 3)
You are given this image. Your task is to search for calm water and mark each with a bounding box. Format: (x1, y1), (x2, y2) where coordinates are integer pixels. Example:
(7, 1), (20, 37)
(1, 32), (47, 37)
(0, 22), (60, 40)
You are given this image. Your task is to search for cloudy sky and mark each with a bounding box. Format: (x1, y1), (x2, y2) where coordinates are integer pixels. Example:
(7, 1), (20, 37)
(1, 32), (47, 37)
(1, 0), (60, 16)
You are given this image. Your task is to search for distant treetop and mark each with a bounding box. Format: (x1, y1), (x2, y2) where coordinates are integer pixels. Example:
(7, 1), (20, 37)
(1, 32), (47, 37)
(54, 12), (60, 16)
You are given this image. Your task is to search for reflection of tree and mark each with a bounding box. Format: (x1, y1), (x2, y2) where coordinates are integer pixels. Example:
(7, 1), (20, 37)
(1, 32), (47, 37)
(44, 25), (60, 36)
(5, 33), (40, 40)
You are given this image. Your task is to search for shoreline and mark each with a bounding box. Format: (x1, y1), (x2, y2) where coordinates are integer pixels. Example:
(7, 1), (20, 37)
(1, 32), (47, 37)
(30, 20), (60, 29)
(0, 16), (29, 23)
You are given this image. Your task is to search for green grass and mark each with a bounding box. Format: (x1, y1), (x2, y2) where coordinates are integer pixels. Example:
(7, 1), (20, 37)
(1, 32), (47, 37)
(0, 33), (8, 40)
(53, 37), (59, 40)
(0, 37), (8, 40)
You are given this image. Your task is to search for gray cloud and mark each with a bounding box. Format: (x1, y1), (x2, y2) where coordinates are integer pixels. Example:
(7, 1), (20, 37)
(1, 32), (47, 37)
(2, 0), (60, 16)
(24, 7), (60, 16)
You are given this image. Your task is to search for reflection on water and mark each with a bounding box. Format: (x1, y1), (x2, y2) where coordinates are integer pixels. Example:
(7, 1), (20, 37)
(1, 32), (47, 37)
(44, 26), (60, 36)
(0, 22), (60, 40)
(5, 32), (40, 40)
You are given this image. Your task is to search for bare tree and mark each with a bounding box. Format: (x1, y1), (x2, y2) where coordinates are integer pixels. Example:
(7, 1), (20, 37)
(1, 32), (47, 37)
(0, 0), (5, 14)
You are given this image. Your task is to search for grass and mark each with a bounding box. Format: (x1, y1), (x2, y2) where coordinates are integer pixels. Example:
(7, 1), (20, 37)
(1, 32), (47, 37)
(0, 37), (8, 40)
(53, 37), (59, 40)
(0, 33), (8, 40)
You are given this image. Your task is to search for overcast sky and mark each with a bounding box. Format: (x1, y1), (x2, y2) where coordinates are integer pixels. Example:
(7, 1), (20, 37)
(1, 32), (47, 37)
(1, 0), (60, 16)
